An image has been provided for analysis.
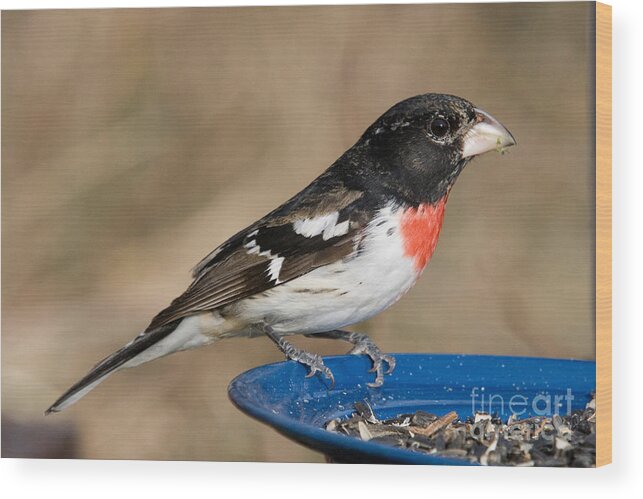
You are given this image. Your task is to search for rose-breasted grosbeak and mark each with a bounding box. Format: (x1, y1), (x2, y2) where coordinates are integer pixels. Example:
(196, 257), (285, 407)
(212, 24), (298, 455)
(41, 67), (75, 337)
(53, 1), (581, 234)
(46, 93), (515, 414)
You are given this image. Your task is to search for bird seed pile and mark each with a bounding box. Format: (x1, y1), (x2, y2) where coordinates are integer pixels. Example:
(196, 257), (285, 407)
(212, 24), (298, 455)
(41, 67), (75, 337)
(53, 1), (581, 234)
(325, 395), (596, 466)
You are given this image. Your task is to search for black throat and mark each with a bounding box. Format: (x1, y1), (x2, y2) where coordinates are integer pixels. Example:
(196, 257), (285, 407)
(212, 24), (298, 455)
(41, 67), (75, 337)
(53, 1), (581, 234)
(332, 135), (469, 208)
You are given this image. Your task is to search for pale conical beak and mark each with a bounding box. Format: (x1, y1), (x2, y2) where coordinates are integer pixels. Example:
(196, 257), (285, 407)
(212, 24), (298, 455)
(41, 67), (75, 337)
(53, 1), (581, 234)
(462, 108), (516, 158)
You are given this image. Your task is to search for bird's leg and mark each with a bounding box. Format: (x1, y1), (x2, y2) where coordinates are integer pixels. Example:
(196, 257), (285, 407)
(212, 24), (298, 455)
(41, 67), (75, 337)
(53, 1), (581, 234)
(305, 330), (396, 388)
(261, 324), (335, 388)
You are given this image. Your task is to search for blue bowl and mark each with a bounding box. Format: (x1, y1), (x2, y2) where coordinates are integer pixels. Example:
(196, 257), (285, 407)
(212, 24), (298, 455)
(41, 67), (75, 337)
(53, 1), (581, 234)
(228, 353), (596, 465)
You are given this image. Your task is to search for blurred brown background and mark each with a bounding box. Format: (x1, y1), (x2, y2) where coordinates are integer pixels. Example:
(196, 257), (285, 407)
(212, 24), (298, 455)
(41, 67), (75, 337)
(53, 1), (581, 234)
(2, 3), (595, 462)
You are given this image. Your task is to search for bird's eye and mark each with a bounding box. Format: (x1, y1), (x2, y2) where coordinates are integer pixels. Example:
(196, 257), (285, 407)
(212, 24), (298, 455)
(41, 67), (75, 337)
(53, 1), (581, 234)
(429, 117), (450, 139)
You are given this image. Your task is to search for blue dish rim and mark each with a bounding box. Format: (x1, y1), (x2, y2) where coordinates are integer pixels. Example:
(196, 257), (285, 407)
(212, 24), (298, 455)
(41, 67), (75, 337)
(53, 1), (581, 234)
(228, 353), (596, 465)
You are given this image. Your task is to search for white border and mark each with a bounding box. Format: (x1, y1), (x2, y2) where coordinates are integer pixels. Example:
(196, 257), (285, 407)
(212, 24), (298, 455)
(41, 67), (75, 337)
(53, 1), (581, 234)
(1, 0), (599, 8)
(1, 0), (641, 497)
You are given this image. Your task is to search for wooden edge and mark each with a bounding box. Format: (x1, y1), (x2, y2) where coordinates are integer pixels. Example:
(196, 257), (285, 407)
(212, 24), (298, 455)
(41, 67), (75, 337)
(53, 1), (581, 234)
(595, 1), (612, 467)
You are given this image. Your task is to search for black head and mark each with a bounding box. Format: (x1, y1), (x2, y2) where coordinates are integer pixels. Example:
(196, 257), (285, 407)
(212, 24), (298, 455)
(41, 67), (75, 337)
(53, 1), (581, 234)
(343, 93), (515, 205)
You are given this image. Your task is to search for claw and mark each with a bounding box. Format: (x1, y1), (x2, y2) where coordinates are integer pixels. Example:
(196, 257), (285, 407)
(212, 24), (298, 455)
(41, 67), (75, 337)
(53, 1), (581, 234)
(366, 358), (388, 387)
(367, 367), (385, 388)
(383, 355), (396, 374)
(301, 354), (335, 388)
(367, 379), (384, 388)
(322, 367), (335, 389)
(346, 334), (396, 387)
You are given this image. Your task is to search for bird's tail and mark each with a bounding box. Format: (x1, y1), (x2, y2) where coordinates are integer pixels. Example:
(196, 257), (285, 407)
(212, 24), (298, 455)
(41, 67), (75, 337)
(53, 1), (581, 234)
(45, 320), (181, 415)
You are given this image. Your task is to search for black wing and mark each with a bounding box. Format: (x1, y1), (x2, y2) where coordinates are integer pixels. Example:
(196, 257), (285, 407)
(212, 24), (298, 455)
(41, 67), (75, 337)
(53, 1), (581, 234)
(145, 187), (369, 331)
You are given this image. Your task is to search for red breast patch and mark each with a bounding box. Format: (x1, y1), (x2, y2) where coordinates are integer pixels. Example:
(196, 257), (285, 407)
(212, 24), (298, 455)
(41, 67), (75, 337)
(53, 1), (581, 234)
(400, 198), (447, 272)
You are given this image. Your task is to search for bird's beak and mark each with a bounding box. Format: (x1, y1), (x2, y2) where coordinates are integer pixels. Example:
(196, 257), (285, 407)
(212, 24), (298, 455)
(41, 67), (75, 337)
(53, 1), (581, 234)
(462, 108), (516, 158)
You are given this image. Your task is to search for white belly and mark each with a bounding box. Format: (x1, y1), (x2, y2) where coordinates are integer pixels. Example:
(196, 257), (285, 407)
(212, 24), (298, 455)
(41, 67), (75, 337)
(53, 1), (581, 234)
(235, 205), (422, 335)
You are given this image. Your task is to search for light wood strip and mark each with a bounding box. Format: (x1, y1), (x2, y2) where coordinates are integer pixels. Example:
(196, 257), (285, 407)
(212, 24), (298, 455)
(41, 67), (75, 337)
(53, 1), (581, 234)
(595, 1), (612, 467)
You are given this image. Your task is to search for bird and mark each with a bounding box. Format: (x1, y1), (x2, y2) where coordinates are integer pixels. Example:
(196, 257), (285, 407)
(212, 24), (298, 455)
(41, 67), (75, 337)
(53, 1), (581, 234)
(46, 93), (515, 414)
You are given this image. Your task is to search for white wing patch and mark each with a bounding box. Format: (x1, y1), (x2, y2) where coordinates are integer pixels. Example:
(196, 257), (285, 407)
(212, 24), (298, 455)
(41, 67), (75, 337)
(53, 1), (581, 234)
(293, 212), (350, 241)
(241, 212), (352, 285)
(244, 230), (284, 283)
(268, 257), (284, 284)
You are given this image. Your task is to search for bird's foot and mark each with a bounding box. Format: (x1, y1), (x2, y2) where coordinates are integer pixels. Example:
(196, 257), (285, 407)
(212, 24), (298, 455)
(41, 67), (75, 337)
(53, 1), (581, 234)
(306, 330), (396, 388)
(288, 347), (335, 388)
(262, 325), (335, 388)
(346, 332), (396, 388)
